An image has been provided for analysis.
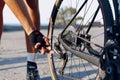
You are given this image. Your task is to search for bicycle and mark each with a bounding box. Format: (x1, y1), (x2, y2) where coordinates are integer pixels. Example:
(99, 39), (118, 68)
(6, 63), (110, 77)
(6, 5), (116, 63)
(47, 0), (120, 80)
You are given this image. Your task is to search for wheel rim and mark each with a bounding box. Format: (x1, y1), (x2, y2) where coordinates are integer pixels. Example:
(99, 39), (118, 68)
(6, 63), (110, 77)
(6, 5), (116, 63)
(49, 0), (111, 79)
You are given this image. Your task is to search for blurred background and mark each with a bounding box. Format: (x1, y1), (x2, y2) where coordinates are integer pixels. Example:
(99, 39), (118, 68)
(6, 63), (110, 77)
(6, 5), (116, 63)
(3, 0), (55, 31)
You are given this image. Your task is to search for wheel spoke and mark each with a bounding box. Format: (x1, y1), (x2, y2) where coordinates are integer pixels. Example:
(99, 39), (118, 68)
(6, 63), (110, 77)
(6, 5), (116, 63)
(47, 0), (114, 79)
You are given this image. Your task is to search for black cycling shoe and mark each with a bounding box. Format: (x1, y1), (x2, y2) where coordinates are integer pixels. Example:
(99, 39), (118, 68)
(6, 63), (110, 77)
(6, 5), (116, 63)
(27, 61), (40, 80)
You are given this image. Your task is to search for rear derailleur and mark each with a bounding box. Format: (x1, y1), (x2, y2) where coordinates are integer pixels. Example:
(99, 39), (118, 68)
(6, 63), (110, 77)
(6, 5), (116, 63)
(54, 42), (68, 75)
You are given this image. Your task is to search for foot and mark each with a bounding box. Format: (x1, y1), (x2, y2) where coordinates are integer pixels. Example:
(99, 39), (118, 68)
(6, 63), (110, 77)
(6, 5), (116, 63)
(27, 61), (40, 80)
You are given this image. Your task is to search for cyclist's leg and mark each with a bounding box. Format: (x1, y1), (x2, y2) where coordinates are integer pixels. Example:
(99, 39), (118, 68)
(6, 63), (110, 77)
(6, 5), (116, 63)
(3, 0), (35, 35)
(3, 0), (40, 79)
(24, 0), (41, 79)
(0, 1), (5, 41)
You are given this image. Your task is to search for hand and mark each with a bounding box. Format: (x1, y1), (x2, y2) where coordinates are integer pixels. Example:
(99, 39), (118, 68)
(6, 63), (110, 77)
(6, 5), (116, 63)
(29, 30), (54, 54)
(35, 37), (54, 54)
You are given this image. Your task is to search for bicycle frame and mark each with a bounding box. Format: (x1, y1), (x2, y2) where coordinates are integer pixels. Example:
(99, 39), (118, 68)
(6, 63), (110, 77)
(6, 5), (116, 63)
(47, 0), (120, 80)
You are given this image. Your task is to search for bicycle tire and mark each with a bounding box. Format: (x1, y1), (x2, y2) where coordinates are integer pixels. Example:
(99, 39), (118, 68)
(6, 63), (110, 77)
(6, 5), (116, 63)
(47, 0), (114, 80)
(113, 0), (120, 46)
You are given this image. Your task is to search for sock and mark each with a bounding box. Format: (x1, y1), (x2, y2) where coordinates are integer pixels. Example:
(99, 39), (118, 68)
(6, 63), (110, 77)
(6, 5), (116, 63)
(27, 52), (37, 63)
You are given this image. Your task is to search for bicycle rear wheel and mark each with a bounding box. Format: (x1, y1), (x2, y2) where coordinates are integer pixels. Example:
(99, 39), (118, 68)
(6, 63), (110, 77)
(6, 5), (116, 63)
(47, 0), (114, 80)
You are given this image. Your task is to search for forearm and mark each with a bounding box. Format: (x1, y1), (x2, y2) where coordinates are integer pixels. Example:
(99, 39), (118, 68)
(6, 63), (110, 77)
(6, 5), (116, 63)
(24, 0), (40, 30)
(3, 0), (36, 35)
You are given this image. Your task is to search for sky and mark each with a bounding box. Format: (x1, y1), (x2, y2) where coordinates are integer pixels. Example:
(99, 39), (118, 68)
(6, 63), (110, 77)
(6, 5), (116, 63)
(3, 0), (55, 25)
(3, 0), (116, 25)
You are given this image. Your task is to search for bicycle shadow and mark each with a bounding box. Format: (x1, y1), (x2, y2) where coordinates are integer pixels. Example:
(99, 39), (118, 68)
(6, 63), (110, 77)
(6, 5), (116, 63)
(52, 55), (98, 80)
(56, 69), (97, 80)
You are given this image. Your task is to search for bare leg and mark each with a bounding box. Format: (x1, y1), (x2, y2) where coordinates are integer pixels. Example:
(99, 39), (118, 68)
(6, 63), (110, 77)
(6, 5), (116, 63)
(3, 0), (41, 79)
(0, 0), (5, 40)
(3, 0), (35, 35)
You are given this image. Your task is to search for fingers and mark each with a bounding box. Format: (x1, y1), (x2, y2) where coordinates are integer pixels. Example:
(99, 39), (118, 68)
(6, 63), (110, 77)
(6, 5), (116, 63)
(34, 43), (41, 49)
(40, 47), (55, 55)
(34, 37), (50, 49)
(43, 37), (50, 47)
(35, 43), (54, 55)
(34, 36), (54, 55)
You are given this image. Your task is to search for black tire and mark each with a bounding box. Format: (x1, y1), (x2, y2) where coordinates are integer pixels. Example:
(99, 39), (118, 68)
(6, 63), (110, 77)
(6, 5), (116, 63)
(113, 0), (120, 46)
(47, 0), (114, 80)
